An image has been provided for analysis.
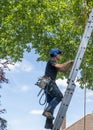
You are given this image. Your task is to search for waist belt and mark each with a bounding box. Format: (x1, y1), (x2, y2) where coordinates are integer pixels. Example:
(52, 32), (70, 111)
(35, 76), (51, 89)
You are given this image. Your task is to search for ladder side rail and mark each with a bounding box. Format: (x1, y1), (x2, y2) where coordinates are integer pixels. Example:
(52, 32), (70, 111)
(52, 44), (89, 129)
(52, 34), (93, 130)
(54, 28), (93, 129)
(53, 35), (93, 129)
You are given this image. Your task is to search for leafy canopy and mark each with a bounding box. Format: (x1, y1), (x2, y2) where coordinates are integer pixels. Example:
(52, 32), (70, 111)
(0, 0), (93, 89)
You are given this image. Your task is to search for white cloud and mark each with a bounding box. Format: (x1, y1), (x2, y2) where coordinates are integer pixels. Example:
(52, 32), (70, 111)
(8, 63), (20, 71)
(8, 60), (33, 72)
(19, 85), (30, 92)
(29, 110), (43, 115)
(87, 91), (93, 97)
(56, 78), (69, 93)
(86, 98), (93, 103)
(56, 78), (67, 88)
(9, 119), (21, 126)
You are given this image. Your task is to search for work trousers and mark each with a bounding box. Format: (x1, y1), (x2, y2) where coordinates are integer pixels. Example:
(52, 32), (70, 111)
(44, 81), (63, 114)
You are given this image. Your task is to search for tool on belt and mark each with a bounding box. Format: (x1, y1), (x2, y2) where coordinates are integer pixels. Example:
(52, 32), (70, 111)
(35, 76), (51, 89)
(35, 76), (51, 106)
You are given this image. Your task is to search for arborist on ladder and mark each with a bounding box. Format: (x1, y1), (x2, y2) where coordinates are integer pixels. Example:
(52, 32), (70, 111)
(41, 48), (73, 129)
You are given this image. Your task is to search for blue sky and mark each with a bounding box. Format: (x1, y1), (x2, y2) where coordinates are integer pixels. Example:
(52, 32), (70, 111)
(1, 48), (93, 130)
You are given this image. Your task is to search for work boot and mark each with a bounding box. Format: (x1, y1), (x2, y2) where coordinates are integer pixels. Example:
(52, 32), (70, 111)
(42, 111), (54, 119)
(45, 118), (53, 129)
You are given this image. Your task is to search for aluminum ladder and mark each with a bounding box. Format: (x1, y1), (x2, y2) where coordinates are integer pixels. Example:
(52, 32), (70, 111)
(52, 8), (93, 130)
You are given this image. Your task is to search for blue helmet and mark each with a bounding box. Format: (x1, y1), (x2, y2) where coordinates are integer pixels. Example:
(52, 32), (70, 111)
(50, 48), (62, 57)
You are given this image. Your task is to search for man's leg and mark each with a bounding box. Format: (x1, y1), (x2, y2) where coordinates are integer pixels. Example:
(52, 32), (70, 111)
(44, 111), (54, 129)
(43, 88), (54, 119)
(43, 83), (63, 119)
(43, 97), (61, 119)
(44, 96), (62, 129)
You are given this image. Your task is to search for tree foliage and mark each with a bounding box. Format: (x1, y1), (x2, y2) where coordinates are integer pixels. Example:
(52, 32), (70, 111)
(0, 61), (11, 130)
(0, 0), (93, 89)
(0, 117), (7, 130)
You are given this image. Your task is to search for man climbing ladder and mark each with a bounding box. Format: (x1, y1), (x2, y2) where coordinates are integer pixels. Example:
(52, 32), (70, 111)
(52, 8), (93, 130)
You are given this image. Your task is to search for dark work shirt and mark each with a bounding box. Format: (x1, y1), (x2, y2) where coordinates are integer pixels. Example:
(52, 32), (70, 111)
(44, 60), (58, 80)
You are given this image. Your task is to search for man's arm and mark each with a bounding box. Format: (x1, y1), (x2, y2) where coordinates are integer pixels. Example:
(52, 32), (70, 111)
(54, 60), (74, 73)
